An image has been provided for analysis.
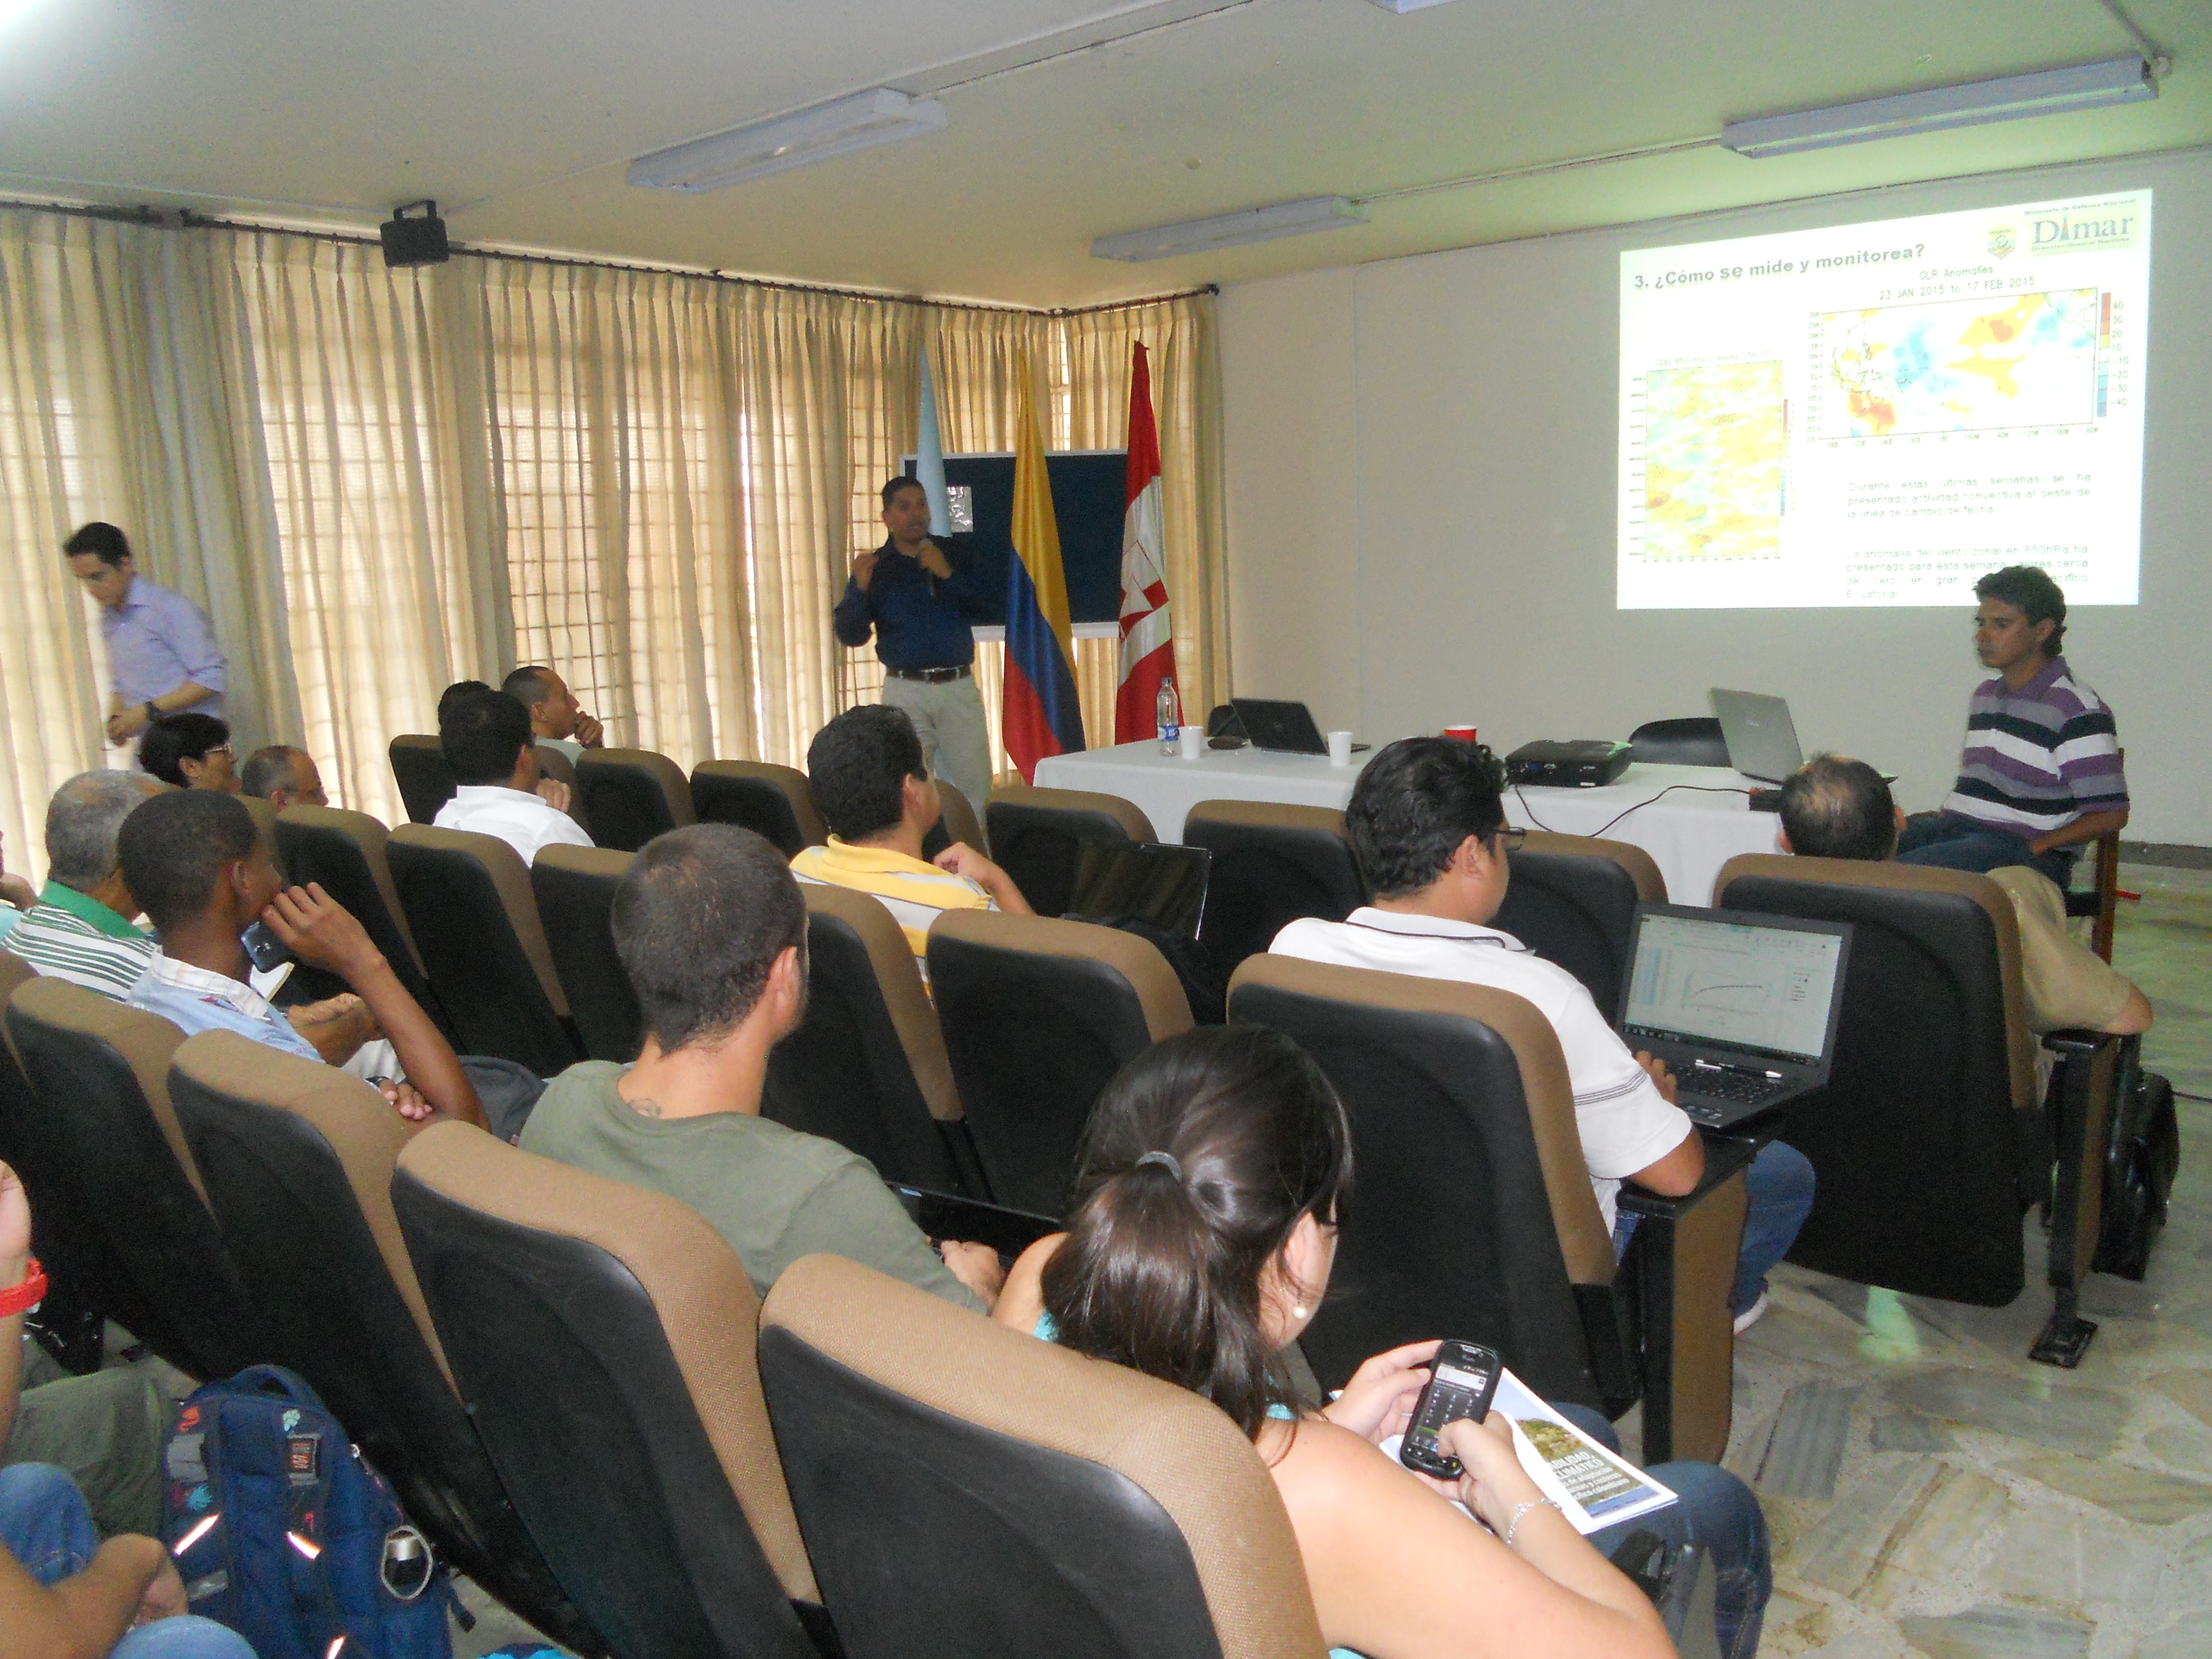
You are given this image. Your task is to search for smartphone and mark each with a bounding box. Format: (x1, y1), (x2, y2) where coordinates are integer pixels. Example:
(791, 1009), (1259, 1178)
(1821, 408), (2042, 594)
(241, 921), (294, 974)
(1399, 1340), (1503, 1479)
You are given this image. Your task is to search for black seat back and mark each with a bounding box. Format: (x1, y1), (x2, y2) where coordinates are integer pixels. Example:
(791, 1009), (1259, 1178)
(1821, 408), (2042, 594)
(576, 749), (696, 853)
(758, 1254), (1328, 1659)
(1493, 833), (1667, 1015)
(1715, 854), (2039, 1305)
(690, 761), (825, 858)
(927, 912), (1192, 1217)
(386, 826), (583, 1077)
(167, 1034), (602, 1655)
(392, 1124), (822, 1659)
(1182, 801), (1365, 983)
(530, 846), (643, 1063)
(273, 806), (446, 1030)
(983, 786), (1155, 919)
(764, 885), (971, 1195)
(1227, 956), (1620, 1407)
(921, 781), (988, 863)
(5, 978), (272, 1380)
(1627, 718), (1730, 768)
(389, 734), (456, 824)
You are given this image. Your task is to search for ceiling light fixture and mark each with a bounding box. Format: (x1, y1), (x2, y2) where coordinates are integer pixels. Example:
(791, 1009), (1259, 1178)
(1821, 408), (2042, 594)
(1721, 57), (2158, 159)
(1092, 196), (1367, 262)
(627, 88), (947, 192)
(1364, 0), (1462, 12)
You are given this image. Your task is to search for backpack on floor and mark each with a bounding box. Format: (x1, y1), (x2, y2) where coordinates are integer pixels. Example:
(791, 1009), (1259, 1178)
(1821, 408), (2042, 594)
(161, 1365), (452, 1659)
(2094, 1053), (2180, 1282)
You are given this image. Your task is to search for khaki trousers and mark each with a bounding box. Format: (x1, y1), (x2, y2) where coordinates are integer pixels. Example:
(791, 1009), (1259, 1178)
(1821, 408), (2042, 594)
(880, 672), (993, 820)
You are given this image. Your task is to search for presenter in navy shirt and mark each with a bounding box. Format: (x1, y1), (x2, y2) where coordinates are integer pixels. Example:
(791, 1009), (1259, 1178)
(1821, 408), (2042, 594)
(833, 476), (994, 816)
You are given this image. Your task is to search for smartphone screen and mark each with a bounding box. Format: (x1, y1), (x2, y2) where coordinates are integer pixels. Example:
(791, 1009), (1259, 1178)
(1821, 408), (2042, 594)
(1400, 1345), (1500, 1478)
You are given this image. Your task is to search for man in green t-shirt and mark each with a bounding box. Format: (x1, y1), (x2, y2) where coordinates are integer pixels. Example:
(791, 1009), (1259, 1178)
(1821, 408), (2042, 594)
(520, 823), (1001, 1312)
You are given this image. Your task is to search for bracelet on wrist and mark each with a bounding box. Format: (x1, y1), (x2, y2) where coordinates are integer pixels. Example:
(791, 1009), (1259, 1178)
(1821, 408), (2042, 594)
(0, 1256), (49, 1318)
(1503, 1497), (1563, 1550)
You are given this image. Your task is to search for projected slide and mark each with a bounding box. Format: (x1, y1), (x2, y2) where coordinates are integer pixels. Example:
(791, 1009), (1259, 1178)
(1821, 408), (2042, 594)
(1618, 192), (2150, 609)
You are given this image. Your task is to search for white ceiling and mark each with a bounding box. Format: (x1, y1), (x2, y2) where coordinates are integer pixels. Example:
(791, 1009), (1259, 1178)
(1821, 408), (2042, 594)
(0, 0), (2203, 307)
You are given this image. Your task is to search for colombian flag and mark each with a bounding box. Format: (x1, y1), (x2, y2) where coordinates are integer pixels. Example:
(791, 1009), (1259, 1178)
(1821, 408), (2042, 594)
(1001, 353), (1086, 781)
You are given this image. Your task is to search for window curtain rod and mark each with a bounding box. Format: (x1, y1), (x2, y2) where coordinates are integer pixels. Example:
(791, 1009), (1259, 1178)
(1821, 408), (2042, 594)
(0, 196), (1214, 318)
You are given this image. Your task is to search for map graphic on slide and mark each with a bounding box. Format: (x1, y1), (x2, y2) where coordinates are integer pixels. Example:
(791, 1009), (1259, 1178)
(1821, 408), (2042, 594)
(1640, 363), (1784, 561)
(1819, 289), (2100, 439)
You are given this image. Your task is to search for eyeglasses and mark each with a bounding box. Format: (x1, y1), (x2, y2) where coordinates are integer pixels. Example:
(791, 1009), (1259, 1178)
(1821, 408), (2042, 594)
(204, 745), (237, 763)
(1493, 826), (1527, 854)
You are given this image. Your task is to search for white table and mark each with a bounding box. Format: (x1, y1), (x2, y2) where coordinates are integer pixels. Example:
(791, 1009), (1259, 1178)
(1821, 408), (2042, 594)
(1508, 763), (1782, 906)
(1035, 745), (1778, 907)
(1033, 740), (1372, 843)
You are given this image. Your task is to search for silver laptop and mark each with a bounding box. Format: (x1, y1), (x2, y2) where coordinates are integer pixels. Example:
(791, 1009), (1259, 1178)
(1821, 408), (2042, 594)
(1709, 688), (1804, 784)
(1618, 904), (1854, 1130)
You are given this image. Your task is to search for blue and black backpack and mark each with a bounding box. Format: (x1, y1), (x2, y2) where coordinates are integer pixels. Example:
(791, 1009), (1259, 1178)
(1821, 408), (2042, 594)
(161, 1365), (453, 1659)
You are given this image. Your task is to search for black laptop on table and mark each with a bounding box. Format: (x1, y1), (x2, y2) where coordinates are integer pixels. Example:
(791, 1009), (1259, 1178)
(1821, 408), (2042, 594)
(1228, 698), (1369, 757)
(1617, 904), (1854, 1129)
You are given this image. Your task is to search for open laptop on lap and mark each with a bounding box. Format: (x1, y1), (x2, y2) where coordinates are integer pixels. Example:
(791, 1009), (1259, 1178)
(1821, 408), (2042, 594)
(1618, 903), (1854, 1129)
(1066, 841), (1211, 941)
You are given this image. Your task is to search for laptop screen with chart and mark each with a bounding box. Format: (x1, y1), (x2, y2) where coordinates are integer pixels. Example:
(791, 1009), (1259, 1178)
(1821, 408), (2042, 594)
(1620, 905), (1853, 1126)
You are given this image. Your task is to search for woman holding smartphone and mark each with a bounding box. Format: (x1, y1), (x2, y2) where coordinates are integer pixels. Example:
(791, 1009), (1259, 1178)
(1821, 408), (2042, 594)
(994, 1026), (1769, 1659)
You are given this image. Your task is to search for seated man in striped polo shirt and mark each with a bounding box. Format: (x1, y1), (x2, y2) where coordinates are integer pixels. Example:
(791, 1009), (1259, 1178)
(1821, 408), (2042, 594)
(1898, 565), (2127, 888)
(3, 772), (166, 998)
(792, 705), (1031, 983)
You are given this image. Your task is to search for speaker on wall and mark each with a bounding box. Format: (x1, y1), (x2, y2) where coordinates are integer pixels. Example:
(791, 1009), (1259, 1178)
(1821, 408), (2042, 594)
(379, 201), (451, 269)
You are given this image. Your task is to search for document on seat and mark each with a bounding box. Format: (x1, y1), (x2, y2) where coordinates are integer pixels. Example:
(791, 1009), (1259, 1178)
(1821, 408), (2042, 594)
(1379, 1366), (1677, 1534)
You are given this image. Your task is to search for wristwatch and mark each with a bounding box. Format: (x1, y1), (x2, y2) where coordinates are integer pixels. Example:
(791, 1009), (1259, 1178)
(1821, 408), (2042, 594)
(143, 701), (158, 724)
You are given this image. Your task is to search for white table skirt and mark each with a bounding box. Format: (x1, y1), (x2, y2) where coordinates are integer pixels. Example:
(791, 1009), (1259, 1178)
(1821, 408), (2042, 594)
(1034, 745), (1777, 907)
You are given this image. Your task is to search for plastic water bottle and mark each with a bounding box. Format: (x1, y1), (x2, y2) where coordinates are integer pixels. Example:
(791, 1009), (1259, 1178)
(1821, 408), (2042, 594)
(1157, 679), (1181, 754)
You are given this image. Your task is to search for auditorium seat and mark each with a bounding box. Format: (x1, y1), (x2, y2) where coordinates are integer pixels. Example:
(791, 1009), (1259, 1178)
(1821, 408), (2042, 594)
(272, 805), (448, 1037)
(1228, 955), (1746, 1464)
(921, 779), (987, 862)
(983, 785), (1155, 919)
(690, 760), (826, 857)
(1205, 702), (1245, 741)
(5, 979), (273, 1381)
(388, 734), (457, 824)
(764, 884), (981, 1198)
(238, 793), (278, 847)
(167, 1034), (604, 1655)
(530, 846), (643, 1063)
(576, 748), (696, 852)
(1714, 854), (2042, 1306)
(386, 826), (585, 1078)
(1182, 800), (1365, 983)
(1627, 717), (1730, 768)
(1493, 831), (1667, 1015)
(392, 1123), (828, 1659)
(533, 745), (592, 839)
(758, 1253), (1329, 1659)
(927, 911), (1192, 1218)
(0, 956), (149, 1373)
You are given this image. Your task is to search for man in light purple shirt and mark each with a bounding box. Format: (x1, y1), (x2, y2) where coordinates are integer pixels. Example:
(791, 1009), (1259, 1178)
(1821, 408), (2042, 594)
(65, 523), (227, 749)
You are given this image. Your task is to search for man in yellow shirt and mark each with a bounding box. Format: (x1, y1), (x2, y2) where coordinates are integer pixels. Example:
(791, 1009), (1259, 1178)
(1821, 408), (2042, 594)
(791, 706), (1030, 978)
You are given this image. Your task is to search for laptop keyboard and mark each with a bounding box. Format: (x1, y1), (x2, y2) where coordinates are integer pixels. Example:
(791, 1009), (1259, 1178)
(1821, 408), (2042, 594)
(1683, 1071), (1792, 1122)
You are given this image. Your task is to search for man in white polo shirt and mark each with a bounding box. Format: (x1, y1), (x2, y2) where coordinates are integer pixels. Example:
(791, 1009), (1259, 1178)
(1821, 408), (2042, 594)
(1271, 736), (1814, 1333)
(432, 689), (594, 865)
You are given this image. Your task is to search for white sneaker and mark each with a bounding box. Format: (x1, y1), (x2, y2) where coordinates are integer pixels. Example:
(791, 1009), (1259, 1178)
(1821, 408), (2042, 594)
(1732, 1290), (1770, 1335)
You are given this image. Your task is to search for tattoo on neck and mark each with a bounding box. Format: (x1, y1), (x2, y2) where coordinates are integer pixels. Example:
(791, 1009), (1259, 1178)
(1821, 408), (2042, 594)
(627, 1095), (664, 1119)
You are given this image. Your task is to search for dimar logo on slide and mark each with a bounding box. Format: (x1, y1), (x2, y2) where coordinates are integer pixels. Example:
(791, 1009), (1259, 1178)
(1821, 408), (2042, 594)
(1987, 223), (2017, 259)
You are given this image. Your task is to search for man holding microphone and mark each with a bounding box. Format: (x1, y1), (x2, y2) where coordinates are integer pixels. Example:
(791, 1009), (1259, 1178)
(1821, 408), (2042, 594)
(64, 523), (228, 755)
(833, 477), (994, 818)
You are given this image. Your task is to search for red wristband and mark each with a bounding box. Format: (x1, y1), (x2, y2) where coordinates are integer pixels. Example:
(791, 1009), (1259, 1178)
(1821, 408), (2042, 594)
(0, 1258), (48, 1318)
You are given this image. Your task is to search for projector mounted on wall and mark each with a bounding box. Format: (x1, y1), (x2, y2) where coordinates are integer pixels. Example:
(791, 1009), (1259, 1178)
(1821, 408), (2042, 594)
(627, 88), (948, 192)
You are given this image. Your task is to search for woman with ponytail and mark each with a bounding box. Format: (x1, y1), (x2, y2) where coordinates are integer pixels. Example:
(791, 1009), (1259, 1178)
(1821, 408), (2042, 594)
(997, 1026), (1768, 1659)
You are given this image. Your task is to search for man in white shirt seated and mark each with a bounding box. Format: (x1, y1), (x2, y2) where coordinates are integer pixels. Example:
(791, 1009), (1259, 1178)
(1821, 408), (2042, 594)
(1270, 737), (1814, 1334)
(432, 689), (595, 865)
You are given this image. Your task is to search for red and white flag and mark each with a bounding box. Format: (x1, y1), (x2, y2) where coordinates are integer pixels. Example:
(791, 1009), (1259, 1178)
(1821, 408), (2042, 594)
(1114, 342), (1178, 744)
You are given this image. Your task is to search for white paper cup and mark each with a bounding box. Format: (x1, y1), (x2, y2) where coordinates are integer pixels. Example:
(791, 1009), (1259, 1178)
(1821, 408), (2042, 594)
(1179, 726), (1205, 760)
(1327, 729), (1354, 766)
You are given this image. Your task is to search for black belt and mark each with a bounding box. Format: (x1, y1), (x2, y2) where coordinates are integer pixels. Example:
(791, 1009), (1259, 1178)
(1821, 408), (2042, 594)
(886, 665), (972, 684)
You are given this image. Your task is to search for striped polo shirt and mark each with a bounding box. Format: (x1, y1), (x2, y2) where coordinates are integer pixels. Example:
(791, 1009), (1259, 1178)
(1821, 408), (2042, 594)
(1942, 656), (2128, 837)
(790, 838), (994, 985)
(2, 881), (161, 999)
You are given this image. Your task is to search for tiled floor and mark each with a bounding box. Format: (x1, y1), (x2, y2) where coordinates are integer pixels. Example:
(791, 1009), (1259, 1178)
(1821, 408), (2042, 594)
(1716, 864), (2212, 1658)
(451, 865), (2212, 1658)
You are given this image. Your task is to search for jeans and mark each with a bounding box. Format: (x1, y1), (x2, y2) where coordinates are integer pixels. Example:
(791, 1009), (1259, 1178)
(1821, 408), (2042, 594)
(0, 1463), (257, 1659)
(1554, 1405), (1772, 1659)
(1614, 1140), (1817, 1315)
(1895, 810), (2075, 888)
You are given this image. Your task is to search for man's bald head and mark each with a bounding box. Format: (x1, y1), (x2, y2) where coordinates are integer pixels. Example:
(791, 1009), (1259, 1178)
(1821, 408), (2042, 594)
(46, 770), (165, 892)
(240, 745), (327, 808)
(1777, 755), (1898, 863)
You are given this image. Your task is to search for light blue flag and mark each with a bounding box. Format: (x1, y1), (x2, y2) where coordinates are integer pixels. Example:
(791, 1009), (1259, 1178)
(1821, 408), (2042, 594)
(915, 345), (951, 536)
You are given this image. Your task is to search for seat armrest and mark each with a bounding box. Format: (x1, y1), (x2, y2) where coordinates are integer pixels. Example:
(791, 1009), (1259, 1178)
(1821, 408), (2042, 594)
(2032, 1029), (2134, 1368)
(1615, 1145), (1752, 1465)
(1615, 1131), (1762, 1222)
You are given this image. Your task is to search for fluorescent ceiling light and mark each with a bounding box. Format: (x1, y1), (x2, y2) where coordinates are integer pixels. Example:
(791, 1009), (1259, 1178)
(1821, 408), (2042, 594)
(1093, 196), (1368, 262)
(1723, 58), (2157, 158)
(627, 88), (947, 192)
(1366, 0), (1462, 12)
